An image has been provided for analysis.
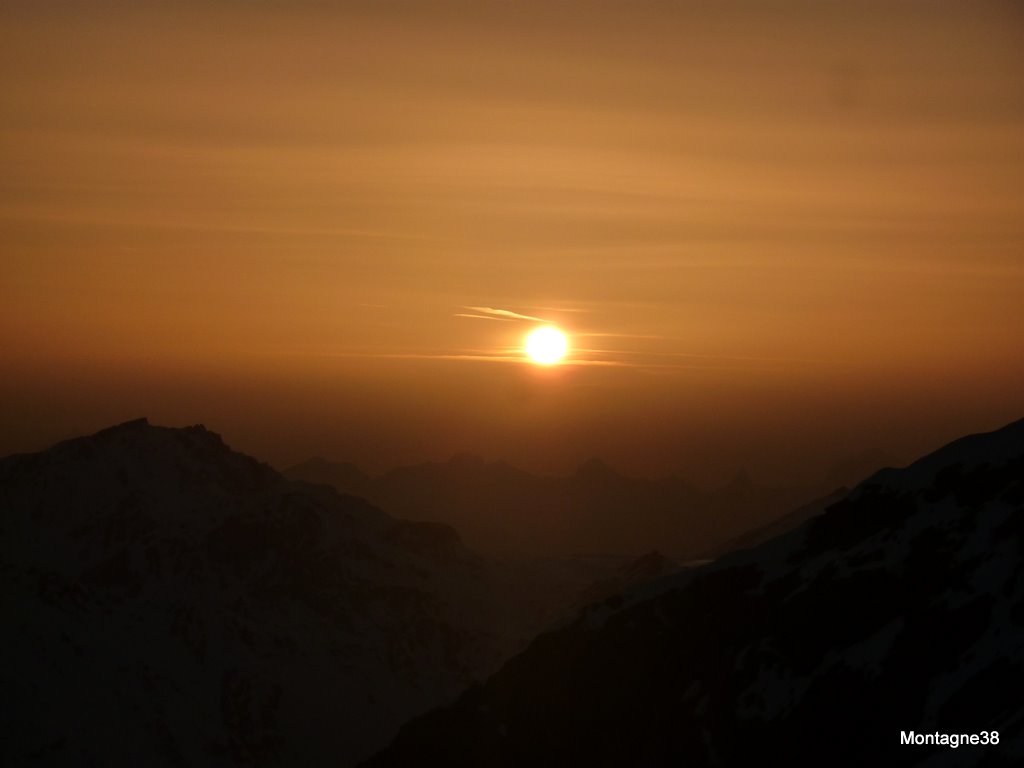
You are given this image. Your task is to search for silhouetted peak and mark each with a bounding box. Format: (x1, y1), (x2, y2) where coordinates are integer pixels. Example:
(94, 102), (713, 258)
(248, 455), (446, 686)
(23, 419), (278, 496)
(823, 447), (901, 490)
(182, 423), (227, 446)
(858, 415), (1024, 494)
(92, 417), (150, 436)
(574, 457), (618, 480)
(89, 418), (224, 449)
(367, 418), (1024, 767)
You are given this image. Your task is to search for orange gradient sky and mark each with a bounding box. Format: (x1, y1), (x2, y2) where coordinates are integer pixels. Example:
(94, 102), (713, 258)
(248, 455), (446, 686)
(2, 1), (1023, 483)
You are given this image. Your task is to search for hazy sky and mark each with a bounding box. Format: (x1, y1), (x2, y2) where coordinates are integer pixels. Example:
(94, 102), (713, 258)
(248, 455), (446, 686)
(2, 1), (1022, 484)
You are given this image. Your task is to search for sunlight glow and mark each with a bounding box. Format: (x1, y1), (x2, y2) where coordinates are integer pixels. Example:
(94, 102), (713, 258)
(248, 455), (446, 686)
(525, 326), (569, 365)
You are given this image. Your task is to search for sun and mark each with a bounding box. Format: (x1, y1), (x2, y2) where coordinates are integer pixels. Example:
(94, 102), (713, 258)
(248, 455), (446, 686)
(525, 326), (569, 365)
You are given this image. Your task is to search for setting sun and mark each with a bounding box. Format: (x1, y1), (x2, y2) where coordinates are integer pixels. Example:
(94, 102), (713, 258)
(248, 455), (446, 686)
(525, 326), (569, 365)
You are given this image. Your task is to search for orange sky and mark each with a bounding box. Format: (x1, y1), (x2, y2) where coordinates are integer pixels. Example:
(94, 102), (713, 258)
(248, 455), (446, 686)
(2, 1), (1023, 483)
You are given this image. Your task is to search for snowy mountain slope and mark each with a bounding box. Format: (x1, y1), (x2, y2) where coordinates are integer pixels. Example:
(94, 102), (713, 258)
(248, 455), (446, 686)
(0, 419), (517, 766)
(365, 418), (1024, 767)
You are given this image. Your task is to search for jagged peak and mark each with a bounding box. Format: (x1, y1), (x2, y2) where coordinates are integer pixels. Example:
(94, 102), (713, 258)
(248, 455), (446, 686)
(87, 418), (221, 443)
(16, 419), (276, 488)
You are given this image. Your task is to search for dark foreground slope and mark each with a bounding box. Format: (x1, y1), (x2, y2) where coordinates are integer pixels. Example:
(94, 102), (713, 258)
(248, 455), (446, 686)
(0, 420), (518, 766)
(366, 418), (1024, 767)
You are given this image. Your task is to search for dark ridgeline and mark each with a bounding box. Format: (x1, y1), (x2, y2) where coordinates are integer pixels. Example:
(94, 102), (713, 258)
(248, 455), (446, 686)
(0, 419), (601, 767)
(286, 453), (819, 559)
(365, 419), (1024, 767)
(4, 417), (1022, 767)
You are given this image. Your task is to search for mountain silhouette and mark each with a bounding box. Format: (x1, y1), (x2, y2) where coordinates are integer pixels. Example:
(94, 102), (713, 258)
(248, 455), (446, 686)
(286, 455), (812, 558)
(0, 419), (630, 766)
(701, 487), (849, 559)
(364, 418), (1024, 767)
(824, 447), (902, 491)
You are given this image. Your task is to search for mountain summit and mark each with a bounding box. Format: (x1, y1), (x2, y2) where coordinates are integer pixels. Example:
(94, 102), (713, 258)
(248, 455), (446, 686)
(365, 418), (1024, 767)
(1, 420), (507, 767)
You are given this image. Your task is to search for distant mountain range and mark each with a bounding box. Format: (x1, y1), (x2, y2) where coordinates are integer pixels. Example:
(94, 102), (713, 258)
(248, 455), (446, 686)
(0, 420), (646, 766)
(6, 416), (1011, 767)
(285, 455), (828, 559)
(365, 418), (1024, 767)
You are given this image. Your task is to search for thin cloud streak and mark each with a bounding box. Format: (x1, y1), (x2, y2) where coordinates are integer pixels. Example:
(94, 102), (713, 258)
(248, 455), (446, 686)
(574, 346), (822, 365)
(576, 332), (669, 340)
(465, 307), (548, 323)
(314, 349), (787, 372)
(453, 313), (514, 321)
(339, 352), (609, 366)
(365, 353), (630, 368)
